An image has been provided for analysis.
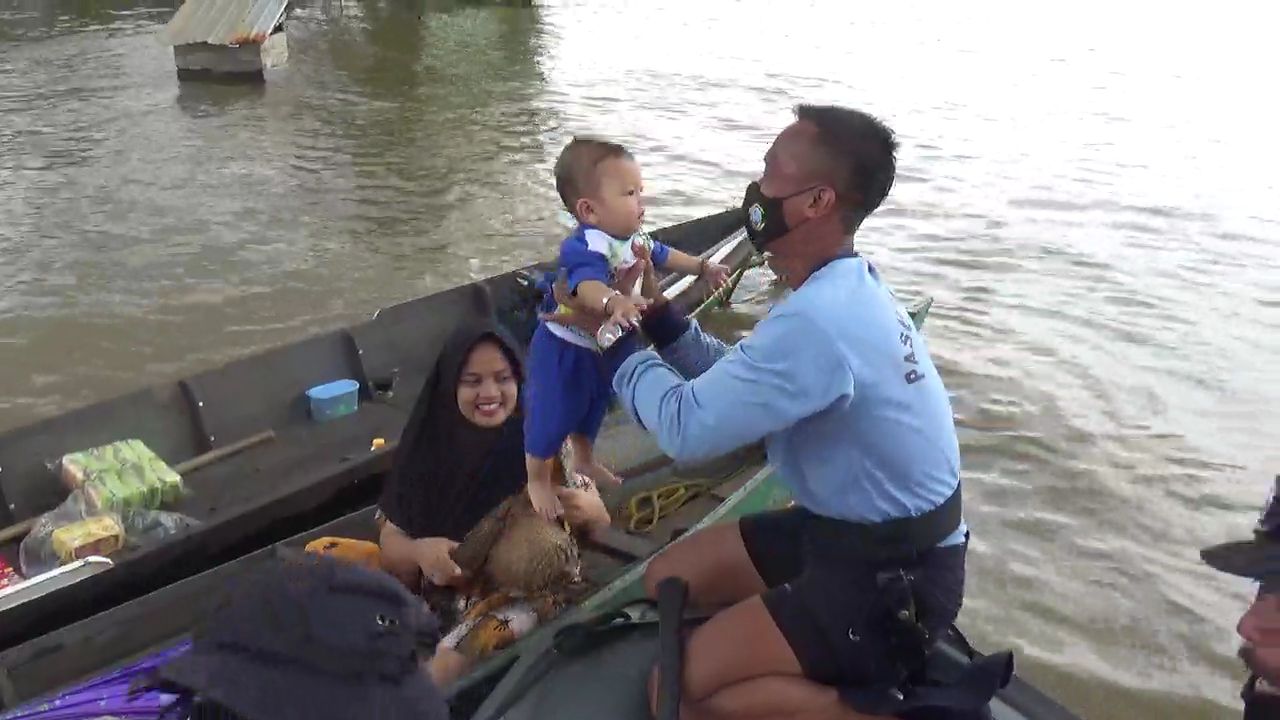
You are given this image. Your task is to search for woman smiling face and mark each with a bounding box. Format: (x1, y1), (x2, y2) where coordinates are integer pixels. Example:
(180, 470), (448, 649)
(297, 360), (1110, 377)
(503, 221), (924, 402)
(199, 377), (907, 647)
(455, 338), (519, 428)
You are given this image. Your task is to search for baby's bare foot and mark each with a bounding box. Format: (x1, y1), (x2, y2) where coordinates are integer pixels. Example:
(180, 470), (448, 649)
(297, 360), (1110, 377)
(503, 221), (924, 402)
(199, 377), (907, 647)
(526, 480), (564, 520)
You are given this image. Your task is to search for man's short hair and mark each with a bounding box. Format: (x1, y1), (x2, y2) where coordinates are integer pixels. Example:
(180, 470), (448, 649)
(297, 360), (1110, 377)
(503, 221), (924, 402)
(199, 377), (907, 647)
(794, 104), (898, 232)
(554, 136), (633, 214)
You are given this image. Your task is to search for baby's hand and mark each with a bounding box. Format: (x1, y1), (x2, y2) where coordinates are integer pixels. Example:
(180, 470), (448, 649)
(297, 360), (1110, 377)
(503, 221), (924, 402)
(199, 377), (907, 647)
(626, 241), (664, 303)
(527, 480), (564, 521)
(614, 261), (646, 298)
(639, 257), (660, 303)
(632, 240), (653, 264)
(701, 261), (731, 291)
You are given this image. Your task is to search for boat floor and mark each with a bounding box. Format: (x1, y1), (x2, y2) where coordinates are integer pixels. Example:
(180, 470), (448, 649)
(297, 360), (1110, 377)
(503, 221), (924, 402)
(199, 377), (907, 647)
(0, 408), (765, 712)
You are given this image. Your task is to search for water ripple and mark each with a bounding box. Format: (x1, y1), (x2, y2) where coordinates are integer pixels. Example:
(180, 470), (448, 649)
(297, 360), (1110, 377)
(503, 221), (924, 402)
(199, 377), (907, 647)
(2, 1), (1279, 717)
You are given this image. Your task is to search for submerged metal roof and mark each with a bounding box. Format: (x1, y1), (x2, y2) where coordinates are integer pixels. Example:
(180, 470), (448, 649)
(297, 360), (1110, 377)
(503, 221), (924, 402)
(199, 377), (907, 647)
(160, 0), (288, 47)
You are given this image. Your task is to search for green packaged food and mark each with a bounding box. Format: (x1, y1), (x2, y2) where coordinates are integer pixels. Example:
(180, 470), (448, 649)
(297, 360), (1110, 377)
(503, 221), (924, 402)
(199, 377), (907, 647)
(58, 439), (185, 513)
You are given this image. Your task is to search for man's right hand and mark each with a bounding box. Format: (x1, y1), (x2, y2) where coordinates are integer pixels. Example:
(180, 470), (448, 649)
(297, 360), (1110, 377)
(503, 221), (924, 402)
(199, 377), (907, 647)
(414, 537), (465, 587)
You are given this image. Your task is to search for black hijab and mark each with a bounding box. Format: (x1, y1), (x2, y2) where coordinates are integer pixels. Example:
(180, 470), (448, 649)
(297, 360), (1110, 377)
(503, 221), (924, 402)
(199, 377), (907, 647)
(379, 320), (528, 542)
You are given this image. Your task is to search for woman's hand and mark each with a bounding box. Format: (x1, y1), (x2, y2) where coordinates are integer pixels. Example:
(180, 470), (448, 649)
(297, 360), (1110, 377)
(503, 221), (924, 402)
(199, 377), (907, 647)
(556, 484), (612, 536)
(427, 645), (472, 688)
(413, 537), (466, 587)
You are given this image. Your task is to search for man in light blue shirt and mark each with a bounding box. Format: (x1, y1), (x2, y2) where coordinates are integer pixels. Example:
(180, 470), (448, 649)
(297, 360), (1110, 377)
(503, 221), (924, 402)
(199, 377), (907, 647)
(594, 105), (971, 719)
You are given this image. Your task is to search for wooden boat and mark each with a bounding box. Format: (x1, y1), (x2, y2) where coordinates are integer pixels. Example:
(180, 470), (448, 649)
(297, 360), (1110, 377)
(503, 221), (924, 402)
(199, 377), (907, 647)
(0, 250), (1081, 719)
(0, 209), (752, 653)
(0, 466), (1080, 720)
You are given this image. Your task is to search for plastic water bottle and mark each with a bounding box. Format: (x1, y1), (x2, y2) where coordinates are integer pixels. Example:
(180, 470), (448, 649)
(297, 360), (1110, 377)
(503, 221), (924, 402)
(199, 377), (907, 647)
(596, 321), (627, 350)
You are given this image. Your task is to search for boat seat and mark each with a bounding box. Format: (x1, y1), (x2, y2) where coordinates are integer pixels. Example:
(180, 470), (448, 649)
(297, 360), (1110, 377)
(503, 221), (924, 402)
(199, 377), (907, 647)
(180, 280), (501, 457)
(582, 527), (660, 563)
(352, 281), (499, 410)
(179, 329), (364, 454)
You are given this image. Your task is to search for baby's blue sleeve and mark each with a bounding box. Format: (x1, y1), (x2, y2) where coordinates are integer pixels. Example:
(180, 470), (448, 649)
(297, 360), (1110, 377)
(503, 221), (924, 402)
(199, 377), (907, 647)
(559, 237), (611, 293)
(649, 240), (671, 268)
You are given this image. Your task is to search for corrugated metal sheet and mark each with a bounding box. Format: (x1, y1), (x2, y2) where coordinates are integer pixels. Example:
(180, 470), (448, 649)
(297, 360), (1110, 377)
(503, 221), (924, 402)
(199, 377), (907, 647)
(160, 0), (289, 47)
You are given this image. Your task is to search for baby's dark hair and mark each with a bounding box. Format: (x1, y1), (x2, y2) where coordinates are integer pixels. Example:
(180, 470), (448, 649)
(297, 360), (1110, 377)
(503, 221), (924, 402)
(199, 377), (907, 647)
(554, 136), (633, 216)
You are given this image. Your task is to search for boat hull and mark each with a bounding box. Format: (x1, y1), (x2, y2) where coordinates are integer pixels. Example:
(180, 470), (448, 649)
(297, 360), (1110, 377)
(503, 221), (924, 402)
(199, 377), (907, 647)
(0, 239), (1081, 719)
(0, 442), (778, 714)
(0, 210), (749, 652)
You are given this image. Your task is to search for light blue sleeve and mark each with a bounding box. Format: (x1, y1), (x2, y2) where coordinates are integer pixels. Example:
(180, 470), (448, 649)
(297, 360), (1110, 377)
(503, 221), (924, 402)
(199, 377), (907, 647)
(612, 309), (854, 462)
(656, 319), (730, 379)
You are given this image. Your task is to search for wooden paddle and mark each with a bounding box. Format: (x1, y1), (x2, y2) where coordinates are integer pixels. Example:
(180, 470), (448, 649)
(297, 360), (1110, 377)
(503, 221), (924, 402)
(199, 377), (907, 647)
(0, 429), (276, 545)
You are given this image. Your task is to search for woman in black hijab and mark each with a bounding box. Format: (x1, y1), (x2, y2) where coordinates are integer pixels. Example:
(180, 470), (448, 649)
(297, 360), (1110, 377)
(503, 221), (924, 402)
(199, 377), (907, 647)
(377, 319), (610, 590)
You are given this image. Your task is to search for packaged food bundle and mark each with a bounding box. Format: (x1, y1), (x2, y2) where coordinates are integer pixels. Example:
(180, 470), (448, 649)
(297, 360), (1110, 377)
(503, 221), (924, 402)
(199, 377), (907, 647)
(20, 488), (200, 577)
(58, 439), (185, 512)
(50, 515), (126, 564)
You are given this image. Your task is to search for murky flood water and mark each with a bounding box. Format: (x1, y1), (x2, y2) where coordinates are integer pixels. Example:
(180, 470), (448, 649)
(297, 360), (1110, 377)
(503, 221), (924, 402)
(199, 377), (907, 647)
(2, 0), (1279, 716)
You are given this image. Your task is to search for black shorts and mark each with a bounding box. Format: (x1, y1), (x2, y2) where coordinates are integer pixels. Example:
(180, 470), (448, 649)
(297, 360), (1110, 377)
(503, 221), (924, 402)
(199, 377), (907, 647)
(740, 506), (967, 689)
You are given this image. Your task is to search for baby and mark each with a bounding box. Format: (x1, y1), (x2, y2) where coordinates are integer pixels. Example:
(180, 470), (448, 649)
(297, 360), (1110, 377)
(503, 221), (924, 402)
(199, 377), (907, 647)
(523, 136), (729, 520)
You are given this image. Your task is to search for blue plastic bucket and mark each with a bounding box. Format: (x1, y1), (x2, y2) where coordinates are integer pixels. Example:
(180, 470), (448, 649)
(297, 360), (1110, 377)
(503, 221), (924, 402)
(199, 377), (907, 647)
(305, 379), (359, 422)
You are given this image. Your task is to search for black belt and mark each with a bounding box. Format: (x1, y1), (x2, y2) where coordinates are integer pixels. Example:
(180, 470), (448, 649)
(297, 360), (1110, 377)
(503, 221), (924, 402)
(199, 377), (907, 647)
(805, 482), (963, 564)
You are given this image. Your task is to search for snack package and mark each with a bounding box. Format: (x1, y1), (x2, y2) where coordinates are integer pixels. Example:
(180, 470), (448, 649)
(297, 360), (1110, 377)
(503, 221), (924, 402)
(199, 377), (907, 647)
(0, 557), (20, 590)
(57, 439), (185, 513)
(51, 515), (126, 564)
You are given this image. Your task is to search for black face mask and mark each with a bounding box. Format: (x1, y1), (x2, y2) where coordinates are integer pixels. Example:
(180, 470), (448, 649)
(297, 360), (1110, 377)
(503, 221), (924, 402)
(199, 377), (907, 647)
(1244, 675), (1280, 720)
(740, 181), (817, 252)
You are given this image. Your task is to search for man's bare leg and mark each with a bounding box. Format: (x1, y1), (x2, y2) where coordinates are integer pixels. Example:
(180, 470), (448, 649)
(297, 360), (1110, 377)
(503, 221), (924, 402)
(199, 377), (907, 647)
(642, 520), (766, 609)
(648, 673), (893, 720)
(645, 595), (886, 720)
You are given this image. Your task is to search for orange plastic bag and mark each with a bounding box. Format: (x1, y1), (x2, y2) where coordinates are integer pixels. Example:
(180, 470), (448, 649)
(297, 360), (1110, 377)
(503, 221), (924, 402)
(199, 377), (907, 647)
(304, 537), (382, 571)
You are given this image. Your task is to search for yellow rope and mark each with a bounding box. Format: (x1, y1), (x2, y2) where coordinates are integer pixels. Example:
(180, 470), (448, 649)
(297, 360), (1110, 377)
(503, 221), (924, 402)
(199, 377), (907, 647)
(618, 255), (762, 534)
(625, 480), (709, 534)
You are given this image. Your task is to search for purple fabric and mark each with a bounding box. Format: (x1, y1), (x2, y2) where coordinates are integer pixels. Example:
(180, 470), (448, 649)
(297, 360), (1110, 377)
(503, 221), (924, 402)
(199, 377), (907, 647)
(1, 642), (191, 720)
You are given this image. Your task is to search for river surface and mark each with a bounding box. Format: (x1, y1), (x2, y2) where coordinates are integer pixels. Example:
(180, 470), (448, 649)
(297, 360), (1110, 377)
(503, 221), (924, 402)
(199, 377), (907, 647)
(2, 0), (1279, 716)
